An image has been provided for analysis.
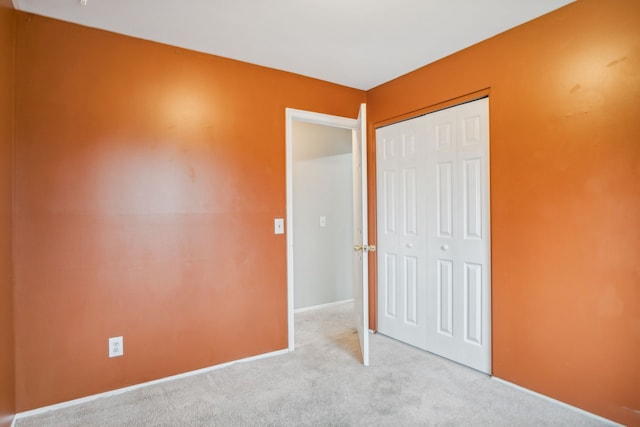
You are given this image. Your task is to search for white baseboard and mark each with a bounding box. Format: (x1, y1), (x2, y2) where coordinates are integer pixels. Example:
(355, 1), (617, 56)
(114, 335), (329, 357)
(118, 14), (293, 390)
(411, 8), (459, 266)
(13, 348), (288, 422)
(491, 377), (623, 426)
(294, 298), (353, 313)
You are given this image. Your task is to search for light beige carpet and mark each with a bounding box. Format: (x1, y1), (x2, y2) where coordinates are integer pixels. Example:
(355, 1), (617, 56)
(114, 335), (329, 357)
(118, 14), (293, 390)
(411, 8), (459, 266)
(16, 302), (612, 426)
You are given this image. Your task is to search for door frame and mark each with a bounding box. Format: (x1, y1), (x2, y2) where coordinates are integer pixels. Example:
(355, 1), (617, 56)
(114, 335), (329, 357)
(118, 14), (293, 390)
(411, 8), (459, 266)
(285, 108), (360, 351)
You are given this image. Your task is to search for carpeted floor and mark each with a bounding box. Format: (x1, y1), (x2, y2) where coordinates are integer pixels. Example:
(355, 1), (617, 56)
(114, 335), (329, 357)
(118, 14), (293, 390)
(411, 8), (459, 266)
(16, 302), (612, 426)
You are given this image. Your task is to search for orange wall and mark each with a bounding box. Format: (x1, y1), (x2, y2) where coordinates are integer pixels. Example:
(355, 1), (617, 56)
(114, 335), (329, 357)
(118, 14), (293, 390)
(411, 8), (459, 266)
(367, 0), (640, 425)
(0, 1), (15, 426)
(13, 13), (365, 411)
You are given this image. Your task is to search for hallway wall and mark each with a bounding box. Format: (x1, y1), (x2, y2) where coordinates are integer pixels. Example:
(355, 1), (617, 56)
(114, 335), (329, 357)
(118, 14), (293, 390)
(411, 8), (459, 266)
(293, 122), (353, 309)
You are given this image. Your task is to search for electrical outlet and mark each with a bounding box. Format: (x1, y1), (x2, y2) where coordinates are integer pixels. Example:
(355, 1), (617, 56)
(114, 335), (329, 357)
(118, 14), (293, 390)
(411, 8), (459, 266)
(109, 336), (123, 358)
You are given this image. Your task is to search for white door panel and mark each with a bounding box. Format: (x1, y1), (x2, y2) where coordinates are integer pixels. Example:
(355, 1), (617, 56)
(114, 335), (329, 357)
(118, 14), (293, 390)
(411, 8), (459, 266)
(353, 103), (369, 366)
(377, 98), (490, 374)
(376, 119), (428, 349)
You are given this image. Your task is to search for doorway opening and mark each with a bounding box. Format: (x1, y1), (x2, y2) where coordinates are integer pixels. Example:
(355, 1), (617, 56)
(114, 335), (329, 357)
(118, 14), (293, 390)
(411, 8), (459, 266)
(291, 122), (353, 312)
(285, 106), (369, 365)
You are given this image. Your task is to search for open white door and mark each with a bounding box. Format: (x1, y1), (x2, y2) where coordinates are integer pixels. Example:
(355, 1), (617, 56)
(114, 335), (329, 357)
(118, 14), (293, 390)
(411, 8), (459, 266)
(285, 105), (369, 366)
(352, 103), (370, 366)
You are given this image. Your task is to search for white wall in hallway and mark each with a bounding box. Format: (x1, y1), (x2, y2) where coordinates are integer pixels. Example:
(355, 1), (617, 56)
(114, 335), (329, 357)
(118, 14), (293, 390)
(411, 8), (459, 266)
(293, 122), (353, 309)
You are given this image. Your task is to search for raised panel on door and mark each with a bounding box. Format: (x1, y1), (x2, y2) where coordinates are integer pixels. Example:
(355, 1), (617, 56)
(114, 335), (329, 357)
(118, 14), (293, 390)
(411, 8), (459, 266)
(383, 253), (397, 319)
(376, 120), (427, 349)
(462, 158), (482, 240)
(383, 170), (397, 235)
(436, 259), (453, 336)
(436, 162), (453, 238)
(464, 262), (483, 345)
(403, 255), (418, 325)
(403, 168), (417, 236)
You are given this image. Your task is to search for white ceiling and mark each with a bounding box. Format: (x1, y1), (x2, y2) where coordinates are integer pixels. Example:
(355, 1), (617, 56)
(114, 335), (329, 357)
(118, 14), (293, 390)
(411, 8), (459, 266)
(12, 0), (574, 90)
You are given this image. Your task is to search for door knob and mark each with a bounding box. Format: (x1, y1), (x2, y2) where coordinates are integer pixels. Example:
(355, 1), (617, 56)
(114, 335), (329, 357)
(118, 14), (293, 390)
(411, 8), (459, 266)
(406, 243), (414, 248)
(441, 244), (449, 251)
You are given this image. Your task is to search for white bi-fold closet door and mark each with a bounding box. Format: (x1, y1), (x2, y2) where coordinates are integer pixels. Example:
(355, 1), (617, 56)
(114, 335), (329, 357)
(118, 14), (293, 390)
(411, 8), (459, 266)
(376, 98), (490, 373)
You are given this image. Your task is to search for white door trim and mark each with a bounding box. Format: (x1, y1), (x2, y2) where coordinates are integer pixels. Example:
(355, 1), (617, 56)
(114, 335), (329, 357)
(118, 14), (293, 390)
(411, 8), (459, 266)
(285, 108), (358, 351)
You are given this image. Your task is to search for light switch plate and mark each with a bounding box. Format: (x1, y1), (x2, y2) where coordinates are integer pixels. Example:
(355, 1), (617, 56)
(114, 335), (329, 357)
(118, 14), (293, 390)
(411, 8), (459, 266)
(274, 218), (284, 234)
(319, 216), (326, 227)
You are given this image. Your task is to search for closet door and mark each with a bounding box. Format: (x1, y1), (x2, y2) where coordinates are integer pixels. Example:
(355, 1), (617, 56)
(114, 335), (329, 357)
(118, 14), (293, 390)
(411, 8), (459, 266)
(376, 118), (428, 350)
(376, 98), (491, 374)
(425, 98), (491, 374)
